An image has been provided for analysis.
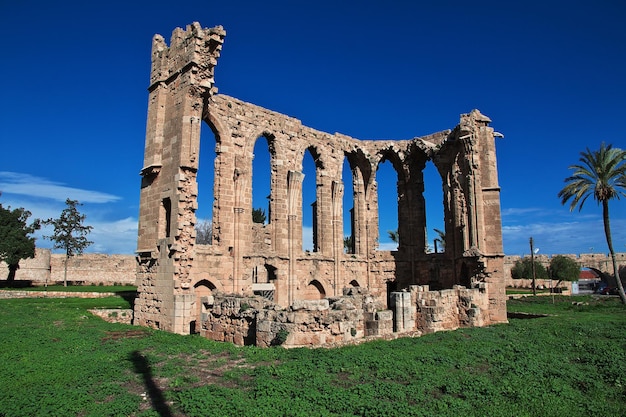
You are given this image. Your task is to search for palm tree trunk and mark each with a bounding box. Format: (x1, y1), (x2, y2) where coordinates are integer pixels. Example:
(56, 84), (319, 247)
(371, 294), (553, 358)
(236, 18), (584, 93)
(602, 201), (626, 304)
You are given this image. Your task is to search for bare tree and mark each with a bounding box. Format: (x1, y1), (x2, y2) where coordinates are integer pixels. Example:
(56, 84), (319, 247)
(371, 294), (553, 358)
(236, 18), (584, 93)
(43, 199), (93, 287)
(195, 219), (213, 244)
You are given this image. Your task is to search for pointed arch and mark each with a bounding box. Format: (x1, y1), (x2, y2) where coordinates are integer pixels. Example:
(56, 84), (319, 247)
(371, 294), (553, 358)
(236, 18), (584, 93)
(201, 104), (236, 249)
(405, 147), (429, 254)
(196, 118), (219, 245)
(203, 102), (228, 146)
(375, 147), (404, 251)
(423, 160), (445, 254)
(343, 149), (372, 255)
(342, 157), (355, 254)
(194, 279), (217, 292)
(251, 133), (276, 226)
(303, 279), (326, 300)
(302, 146), (323, 252)
(192, 278), (217, 334)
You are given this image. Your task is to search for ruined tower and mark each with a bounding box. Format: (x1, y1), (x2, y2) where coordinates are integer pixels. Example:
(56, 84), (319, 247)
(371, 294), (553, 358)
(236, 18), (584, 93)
(134, 23), (226, 333)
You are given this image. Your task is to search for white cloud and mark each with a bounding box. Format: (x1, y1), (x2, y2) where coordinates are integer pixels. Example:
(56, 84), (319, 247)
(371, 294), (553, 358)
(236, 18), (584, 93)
(378, 241), (398, 251)
(302, 226), (313, 252)
(35, 217), (138, 255)
(500, 202), (626, 255)
(1, 172), (135, 255)
(0, 171), (120, 203)
(501, 207), (544, 216)
(502, 217), (626, 256)
(88, 217), (138, 254)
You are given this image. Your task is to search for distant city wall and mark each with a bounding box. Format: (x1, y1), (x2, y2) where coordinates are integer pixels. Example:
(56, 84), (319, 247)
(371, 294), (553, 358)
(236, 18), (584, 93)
(504, 252), (626, 287)
(2, 249), (624, 288)
(0, 248), (136, 286)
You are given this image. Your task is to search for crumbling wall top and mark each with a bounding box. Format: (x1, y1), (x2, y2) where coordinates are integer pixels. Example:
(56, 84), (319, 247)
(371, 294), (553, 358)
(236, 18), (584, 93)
(149, 22), (226, 92)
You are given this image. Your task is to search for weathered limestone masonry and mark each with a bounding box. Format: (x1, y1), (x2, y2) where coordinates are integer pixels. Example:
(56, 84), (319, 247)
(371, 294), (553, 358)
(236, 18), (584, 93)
(0, 248), (135, 286)
(133, 22), (508, 346)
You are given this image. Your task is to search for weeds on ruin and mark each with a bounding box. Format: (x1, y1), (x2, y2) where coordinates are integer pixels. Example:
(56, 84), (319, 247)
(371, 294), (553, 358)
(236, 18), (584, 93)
(273, 328), (289, 346)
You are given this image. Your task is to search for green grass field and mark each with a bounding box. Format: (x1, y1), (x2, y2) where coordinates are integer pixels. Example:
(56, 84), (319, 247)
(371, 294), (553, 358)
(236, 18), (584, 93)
(0, 295), (624, 416)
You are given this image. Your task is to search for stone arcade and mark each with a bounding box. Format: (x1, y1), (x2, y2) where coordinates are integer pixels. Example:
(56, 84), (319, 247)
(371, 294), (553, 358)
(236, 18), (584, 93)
(133, 23), (507, 347)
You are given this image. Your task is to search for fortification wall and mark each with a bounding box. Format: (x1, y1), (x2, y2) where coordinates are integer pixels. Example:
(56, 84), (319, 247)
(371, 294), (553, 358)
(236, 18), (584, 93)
(0, 248), (135, 286)
(0, 248), (51, 282)
(503, 252), (626, 287)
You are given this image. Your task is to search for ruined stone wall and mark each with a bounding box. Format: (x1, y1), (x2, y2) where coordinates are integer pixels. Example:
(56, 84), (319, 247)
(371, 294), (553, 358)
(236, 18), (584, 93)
(202, 94), (506, 300)
(197, 286), (489, 348)
(132, 22), (509, 345)
(199, 288), (389, 348)
(412, 285), (489, 332)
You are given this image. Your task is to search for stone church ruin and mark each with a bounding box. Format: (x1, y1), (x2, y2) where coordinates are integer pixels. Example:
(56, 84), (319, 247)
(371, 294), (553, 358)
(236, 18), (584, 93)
(133, 22), (507, 347)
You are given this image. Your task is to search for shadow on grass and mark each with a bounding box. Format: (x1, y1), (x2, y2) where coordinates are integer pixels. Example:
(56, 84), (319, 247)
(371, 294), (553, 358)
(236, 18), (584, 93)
(130, 350), (173, 417)
(0, 280), (33, 288)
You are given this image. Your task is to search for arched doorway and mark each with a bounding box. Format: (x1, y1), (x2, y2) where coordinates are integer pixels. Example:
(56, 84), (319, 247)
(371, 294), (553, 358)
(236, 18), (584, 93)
(192, 279), (216, 334)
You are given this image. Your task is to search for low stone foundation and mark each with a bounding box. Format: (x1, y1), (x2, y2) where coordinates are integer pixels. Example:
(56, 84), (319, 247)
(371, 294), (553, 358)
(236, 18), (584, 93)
(413, 284), (488, 332)
(0, 290), (128, 299)
(88, 309), (134, 325)
(197, 285), (493, 348)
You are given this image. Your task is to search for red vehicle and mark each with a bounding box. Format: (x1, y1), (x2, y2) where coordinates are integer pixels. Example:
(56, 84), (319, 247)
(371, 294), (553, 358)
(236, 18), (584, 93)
(600, 286), (620, 295)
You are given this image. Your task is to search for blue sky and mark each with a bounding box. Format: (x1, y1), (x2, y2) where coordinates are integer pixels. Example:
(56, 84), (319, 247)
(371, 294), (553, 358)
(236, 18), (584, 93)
(1, 0), (625, 257)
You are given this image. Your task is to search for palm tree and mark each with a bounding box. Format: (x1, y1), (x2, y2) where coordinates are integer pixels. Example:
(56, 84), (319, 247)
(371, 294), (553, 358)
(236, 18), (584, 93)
(558, 143), (626, 304)
(343, 235), (353, 254)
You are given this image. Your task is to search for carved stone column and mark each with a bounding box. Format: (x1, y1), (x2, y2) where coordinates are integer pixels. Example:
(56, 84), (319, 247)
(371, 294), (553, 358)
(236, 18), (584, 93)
(287, 170), (304, 305)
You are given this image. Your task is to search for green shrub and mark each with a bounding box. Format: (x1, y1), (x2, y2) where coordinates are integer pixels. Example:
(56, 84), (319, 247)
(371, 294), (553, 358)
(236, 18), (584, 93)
(274, 328), (289, 346)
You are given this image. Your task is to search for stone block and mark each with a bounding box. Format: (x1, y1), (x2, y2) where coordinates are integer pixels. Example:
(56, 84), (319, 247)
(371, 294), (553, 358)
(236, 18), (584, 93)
(292, 299), (329, 311)
(375, 310), (393, 321)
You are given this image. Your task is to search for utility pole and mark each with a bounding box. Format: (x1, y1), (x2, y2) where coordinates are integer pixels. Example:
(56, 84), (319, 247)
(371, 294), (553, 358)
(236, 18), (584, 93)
(530, 237), (536, 296)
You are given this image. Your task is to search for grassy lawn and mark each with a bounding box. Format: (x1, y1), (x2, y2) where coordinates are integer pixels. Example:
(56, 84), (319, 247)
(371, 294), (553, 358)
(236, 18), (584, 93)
(0, 295), (624, 416)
